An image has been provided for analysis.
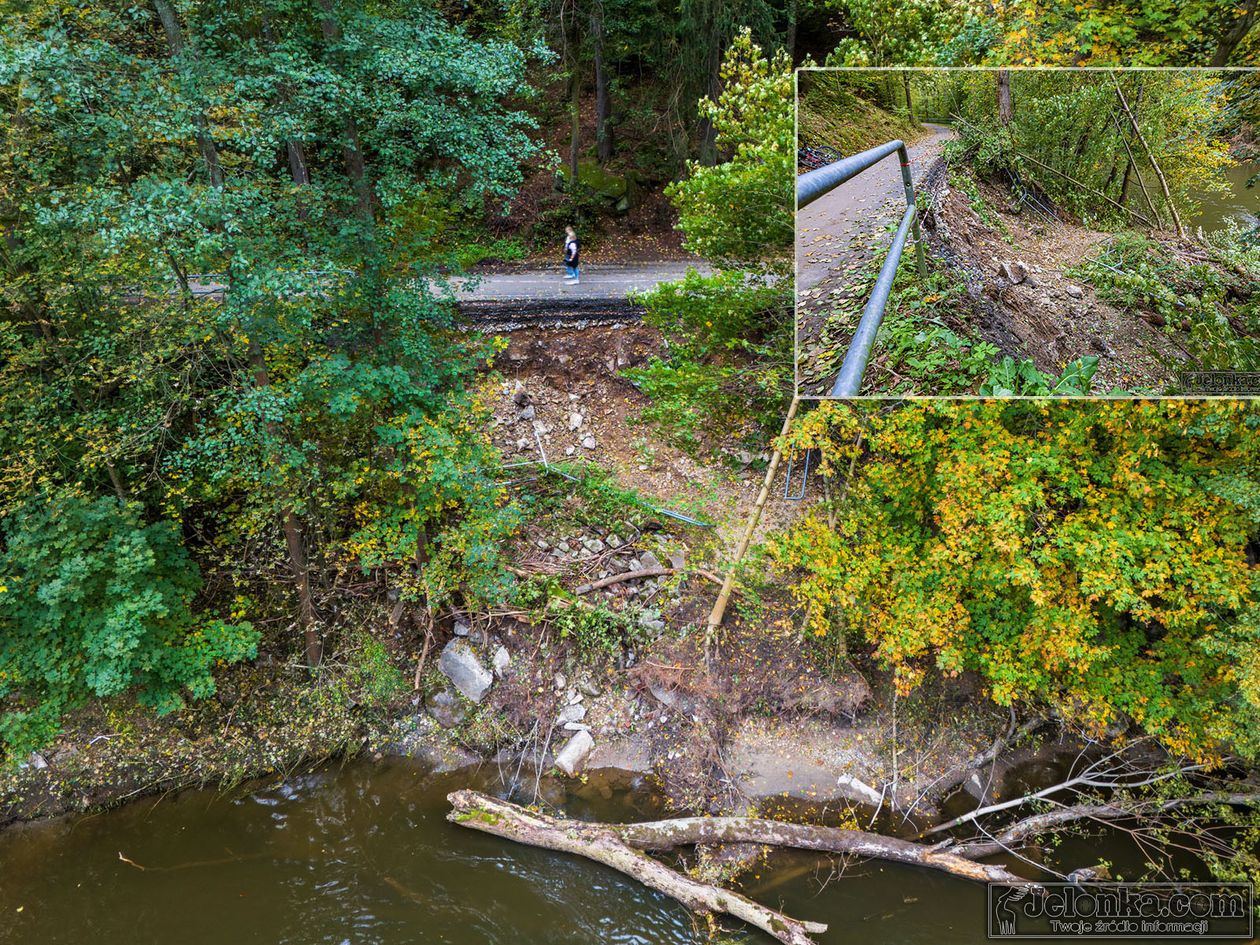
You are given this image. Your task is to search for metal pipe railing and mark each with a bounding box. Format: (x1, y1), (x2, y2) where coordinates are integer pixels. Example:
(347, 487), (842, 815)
(796, 139), (929, 397)
(830, 204), (916, 397)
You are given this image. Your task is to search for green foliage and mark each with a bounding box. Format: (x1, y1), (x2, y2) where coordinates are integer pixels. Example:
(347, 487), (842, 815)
(0, 494), (257, 759)
(813, 0), (1257, 66)
(1070, 232), (1259, 371)
(0, 0), (540, 671)
(343, 634), (408, 710)
(628, 31), (792, 449)
(667, 29), (794, 266)
(514, 576), (648, 660)
(772, 400), (1260, 764)
(796, 70), (924, 155)
(980, 355), (1100, 396)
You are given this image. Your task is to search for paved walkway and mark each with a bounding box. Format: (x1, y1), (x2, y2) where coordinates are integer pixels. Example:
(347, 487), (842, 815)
(452, 262), (708, 302)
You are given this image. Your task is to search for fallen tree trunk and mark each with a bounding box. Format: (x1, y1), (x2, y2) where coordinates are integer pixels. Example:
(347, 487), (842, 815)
(616, 815), (1028, 884)
(447, 790), (828, 945)
(448, 790), (1034, 944)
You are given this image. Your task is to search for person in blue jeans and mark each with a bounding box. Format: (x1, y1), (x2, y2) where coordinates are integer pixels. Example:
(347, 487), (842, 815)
(563, 226), (580, 284)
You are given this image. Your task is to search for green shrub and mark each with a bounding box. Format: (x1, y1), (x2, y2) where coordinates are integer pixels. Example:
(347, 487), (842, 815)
(0, 493), (258, 759)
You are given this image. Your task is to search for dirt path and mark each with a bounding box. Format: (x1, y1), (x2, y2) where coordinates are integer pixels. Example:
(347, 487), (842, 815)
(795, 125), (954, 395)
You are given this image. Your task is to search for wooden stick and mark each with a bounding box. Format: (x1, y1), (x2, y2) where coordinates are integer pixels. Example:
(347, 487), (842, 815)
(575, 566), (671, 595)
(1110, 112), (1163, 228)
(1109, 73), (1186, 240)
(448, 790), (828, 945)
(705, 395), (801, 656)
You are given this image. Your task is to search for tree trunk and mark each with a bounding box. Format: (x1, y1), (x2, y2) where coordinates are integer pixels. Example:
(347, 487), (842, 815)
(448, 790), (1033, 945)
(1211, 0), (1257, 65)
(903, 72), (915, 125)
(152, 0), (223, 188)
(1109, 73), (1186, 240)
(591, 2), (613, 163)
(316, 0), (372, 219)
(448, 791), (829, 945)
(996, 70), (1013, 127)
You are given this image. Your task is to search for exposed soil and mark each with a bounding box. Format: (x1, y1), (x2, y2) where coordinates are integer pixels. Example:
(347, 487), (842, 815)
(925, 177), (1188, 394)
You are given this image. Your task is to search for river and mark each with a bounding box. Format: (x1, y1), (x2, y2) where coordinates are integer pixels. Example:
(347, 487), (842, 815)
(1193, 157), (1260, 231)
(0, 757), (1185, 945)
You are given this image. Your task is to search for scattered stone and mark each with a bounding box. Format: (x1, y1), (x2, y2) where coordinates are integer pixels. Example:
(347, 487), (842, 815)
(28, 751), (48, 770)
(563, 722), (591, 733)
(606, 534), (623, 549)
(439, 639), (493, 703)
(492, 645), (511, 679)
(553, 672), (568, 692)
(583, 537), (607, 554)
(997, 260), (1030, 284)
(453, 620), (470, 637)
(426, 689), (466, 728)
(568, 411), (584, 431)
(639, 550), (662, 571)
(557, 540), (572, 554)
(565, 446), (576, 456)
(554, 729), (596, 776)
(1065, 284), (1084, 299)
(517, 405), (536, 421)
(581, 434), (597, 450)
(558, 703), (588, 725)
(836, 773), (884, 806)
(577, 676), (602, 697)
(535, 538), (550, 550)
(511, 384), (530, 406)
(667, 551), (684, 570)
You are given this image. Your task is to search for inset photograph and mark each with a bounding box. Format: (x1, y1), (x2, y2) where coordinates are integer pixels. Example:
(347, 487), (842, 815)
(796, 69), (1260, 397)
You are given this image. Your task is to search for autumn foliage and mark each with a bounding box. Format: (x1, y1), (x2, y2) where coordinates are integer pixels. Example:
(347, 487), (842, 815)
(772, 401), (1260, 764)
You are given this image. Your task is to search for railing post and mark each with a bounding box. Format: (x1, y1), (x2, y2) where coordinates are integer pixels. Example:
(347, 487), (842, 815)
(898, 144), (928, 281)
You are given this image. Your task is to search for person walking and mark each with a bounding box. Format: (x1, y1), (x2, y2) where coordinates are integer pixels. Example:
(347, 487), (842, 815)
(563, 226), (581, 285)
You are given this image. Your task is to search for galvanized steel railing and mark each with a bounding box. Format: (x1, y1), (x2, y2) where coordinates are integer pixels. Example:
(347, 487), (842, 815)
(797, 140), (928, 398)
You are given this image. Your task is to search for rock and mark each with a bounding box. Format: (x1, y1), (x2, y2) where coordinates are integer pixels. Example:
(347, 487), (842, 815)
(439, 639), (493, 703)
(517, 405), (536, 421)
(997, 260), (1030, 284)
(563, 722), (591, 733)
(28, 751), (48, 770)
(554, 672), (568, 691)
(426, 689), (466, 728)
(558, 703), (588, 725)
(568, 412), (584, 431)
(511, 384), (530, 406)
(554, 729), (596, 776)
(577, 676), (602, 697)
(1065, 284), (1084, 299)
(492, 645), (511, 678)
(583, 537), (606, 554)
(667, 551), (684, 570)
(565, 446), (575, 456)
(581, 434), (596, 450)
(535, 538), (550, 550)
(639, 550), (662, 571)
(453, 620), (470, 637)
(836, 773), (884, 806)
(606, 533), (623, 549)
(557, 540), (571, 553)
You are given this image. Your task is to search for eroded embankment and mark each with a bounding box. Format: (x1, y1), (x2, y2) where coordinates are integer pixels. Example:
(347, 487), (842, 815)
(2, 322), (1029, 840)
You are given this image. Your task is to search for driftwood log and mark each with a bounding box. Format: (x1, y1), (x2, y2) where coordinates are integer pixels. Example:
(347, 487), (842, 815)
(447, 790), (827, 945)
(448, 790), (1031, 945)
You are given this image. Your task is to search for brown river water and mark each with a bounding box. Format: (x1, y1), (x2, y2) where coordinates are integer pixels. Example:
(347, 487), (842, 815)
(0, 756), (1178, 945)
